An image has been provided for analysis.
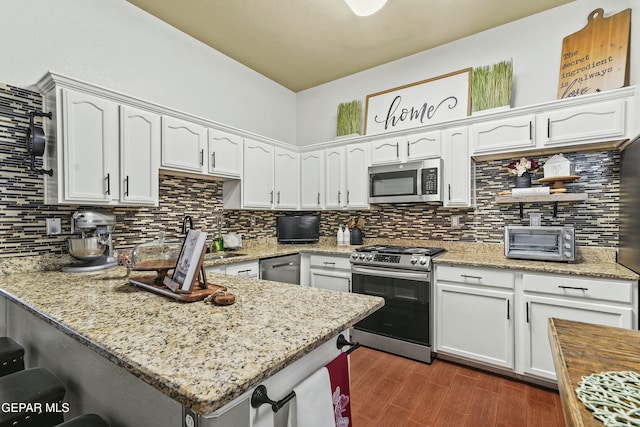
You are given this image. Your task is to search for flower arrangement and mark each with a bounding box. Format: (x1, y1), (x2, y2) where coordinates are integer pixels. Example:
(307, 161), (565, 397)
(506, 157), (540, 177)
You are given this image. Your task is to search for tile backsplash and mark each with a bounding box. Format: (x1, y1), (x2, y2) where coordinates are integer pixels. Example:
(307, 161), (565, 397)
(0, 82), (620, 259)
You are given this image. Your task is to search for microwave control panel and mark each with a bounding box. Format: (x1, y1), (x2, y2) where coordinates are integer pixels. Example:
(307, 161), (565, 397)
(421, 168), (439, 195)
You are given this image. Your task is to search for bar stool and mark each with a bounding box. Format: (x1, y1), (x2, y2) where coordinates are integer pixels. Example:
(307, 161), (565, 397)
(0, 367), (66, 427)
(56, 414), (111, 427)
(0, 337), (25, 377)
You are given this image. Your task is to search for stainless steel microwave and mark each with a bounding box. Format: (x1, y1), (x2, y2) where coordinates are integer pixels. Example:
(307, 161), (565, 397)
(504, 226), (575, 262)
(368, 159), (443, 204)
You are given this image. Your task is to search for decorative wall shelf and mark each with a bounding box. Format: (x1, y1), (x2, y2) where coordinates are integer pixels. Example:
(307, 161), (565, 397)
(495, 193), (588, 218)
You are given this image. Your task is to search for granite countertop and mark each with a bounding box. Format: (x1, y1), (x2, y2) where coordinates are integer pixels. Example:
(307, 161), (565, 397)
(0, 267), (383, 416)
(548, 318), (640, 427)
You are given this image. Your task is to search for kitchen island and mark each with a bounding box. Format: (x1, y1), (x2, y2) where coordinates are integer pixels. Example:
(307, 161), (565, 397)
(0, 267), (383, 426)
(549, 318), (640, 427)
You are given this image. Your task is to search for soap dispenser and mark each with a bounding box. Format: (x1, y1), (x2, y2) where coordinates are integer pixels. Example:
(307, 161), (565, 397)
(337, 225), (344, 246)
(343, 225), (350, 246)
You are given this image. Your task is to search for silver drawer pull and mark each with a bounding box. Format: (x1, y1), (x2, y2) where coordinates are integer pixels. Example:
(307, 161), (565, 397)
(323, 262), (336, 266)
(461, 274), (482, 280)
(558, 285), (588, 291)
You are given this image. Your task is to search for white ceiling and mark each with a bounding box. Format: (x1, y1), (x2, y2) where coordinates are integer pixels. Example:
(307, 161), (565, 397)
(126, 0), (573, 92)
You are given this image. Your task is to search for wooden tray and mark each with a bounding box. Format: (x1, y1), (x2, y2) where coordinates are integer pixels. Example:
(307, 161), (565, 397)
(129, 276), (227, 302)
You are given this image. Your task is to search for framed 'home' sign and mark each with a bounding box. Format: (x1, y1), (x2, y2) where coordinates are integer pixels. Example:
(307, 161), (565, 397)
(364, 68), (471, 135)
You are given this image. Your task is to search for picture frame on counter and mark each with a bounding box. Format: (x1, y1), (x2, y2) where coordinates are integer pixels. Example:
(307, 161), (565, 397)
(364, 68), (471, 135)
(164, 229), (208, 292)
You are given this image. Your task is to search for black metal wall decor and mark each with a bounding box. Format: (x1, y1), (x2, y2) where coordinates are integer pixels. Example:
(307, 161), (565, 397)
(26, 110), (53, 176)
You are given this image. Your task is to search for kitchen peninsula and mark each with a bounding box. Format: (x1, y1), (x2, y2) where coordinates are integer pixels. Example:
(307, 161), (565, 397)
(0, 266), (383, 427)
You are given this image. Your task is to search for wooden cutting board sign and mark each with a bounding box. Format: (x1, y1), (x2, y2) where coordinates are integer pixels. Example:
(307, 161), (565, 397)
(557, 8), (631, 99)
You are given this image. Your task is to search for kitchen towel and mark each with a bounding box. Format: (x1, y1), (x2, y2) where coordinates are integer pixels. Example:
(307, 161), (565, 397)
(326, 352), (352, 427)
(287, 367), (335, 427)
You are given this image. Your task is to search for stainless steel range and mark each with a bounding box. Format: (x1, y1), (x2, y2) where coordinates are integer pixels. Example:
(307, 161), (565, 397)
(350, 245), (445, 363)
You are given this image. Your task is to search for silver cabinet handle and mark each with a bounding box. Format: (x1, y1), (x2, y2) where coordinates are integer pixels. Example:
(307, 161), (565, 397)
(558, 285), (588, 291)
(124, 175), (129, 197)
(277, 191), (280, 204)
(396, 142), (399, 158)
(317, 192), (320, 205)
(270, 191), (274, 204)
(105, 173), (111, 195)
(200, 149), (204, 166)
(211, 152), (216, 168)
(461, 274), (482, 280)
(346, 190), (350, 205)
(448, 184), (451, 200)
(529, 121), (533, 141)
(323, 261), (336, 266)
(547, 118), (551, 138)
(507, 300), (510, 320)
(337, 191), (341, 204)
(407, 141), (410, 157)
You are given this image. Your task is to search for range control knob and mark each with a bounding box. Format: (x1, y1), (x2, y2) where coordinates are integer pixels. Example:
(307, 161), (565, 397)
(564, 251), (572, 258)
(366, 254), (374, 261)
(359, 254), (366, 260)
(564, 233), (572, 240)
(419, 257), (427, 265)
(410, 257), (418, 265)
(351, 253), (359, 260)
(564, 243), (572, 249)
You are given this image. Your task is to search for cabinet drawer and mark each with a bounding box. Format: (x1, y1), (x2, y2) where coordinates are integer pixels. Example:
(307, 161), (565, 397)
(309, 254), (351, 270)
(523, 273), (633, 303)
(436, 265), (514, 289)
(225, 261), (259, 277)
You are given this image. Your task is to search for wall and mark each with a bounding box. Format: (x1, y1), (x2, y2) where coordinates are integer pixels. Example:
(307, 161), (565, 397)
(296, 0), (639, 145)
(0, 0), (296, 144)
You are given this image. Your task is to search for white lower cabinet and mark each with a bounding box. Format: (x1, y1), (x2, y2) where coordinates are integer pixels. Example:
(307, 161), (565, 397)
(520, 272), (634, 381)
(304, 254), (351, 292)
(435, 265), (637, 383)
(435, 266), (514, 369)
(224, 261), (259, 278)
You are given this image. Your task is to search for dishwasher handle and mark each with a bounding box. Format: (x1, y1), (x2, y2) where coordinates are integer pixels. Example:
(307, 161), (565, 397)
(269, 262), (295, 269)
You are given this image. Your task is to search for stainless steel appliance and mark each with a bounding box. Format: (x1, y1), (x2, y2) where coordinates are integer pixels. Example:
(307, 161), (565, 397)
(368, 159), (442, 204)
(619, 136), (640, 275)
(504, 225), (575, 262)
(62, 211), (117, 273)
(350, 245), (445, 363)
(260, 254), (301, 285)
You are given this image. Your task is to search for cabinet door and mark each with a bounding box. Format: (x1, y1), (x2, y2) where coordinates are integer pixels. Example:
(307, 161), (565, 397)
(325, 147), (345, 209)
(243, 139), (274, 208)
(540, 99), (626, 147)
(208, 128), (242, 178)
(310, 269), (351, 292)
(470, 115), (535, 155)
(345, 143), (369, 209)
(120, 106), (160, 206)
(274, 147), (299, 209)
(521, 294), (632, 380)
(300, 151), (324, 209)
(62, 89), (119, 203)
(370, 137), (402, 165)
(407, 130), (441, 161)
(442, 127), (472, 207)
(161, 116), (207, 173)
(436, 283), (514, 369)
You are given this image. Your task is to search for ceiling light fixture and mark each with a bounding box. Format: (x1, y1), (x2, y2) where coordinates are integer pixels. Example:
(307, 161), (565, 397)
(344, 0), (388, 16)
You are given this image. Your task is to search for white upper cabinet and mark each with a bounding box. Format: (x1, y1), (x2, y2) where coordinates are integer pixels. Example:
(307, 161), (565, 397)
(370, 130), (441, 165)
(406, 130), (442, 161)
(242, 138), (274, 209)
(161, 115), (207, 174)
(539, 99), (626, 147)
(442, 127), (473, 207)
(207, 128), (242, 178)
(325, 143), (369, 210)
(470, 115), (535, 155)
(344, 143), (369, 209)
(120, 106), (160, 205)
(300, 150), (325, 209)
(61, 89), (119, 204)
(273, 146), (299, 209)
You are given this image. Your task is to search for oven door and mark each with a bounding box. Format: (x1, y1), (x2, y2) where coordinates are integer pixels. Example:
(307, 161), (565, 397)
(351, 265), (431, 346)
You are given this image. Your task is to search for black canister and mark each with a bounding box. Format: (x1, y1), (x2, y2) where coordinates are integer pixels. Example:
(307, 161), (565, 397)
(350, 227), (363, 245)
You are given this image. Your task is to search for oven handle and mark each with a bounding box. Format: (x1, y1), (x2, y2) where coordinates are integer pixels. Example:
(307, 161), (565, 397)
(351, 265), (429, 282)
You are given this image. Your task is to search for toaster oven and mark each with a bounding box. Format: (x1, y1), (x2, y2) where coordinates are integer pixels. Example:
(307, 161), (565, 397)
(504, 226), (575, 262)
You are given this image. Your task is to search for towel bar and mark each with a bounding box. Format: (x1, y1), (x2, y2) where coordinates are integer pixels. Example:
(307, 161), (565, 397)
(250, 385), (295, 413)
(336, 334), (360, 354)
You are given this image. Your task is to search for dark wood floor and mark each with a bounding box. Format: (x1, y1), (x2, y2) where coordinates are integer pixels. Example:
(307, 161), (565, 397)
(350, 347), (565, 427)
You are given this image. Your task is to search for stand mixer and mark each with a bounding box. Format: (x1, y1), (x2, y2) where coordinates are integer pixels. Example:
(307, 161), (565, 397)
(62, 211), (118, 273)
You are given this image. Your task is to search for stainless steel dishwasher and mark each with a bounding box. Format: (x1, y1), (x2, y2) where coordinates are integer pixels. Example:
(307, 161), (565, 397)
(259, 254), (301, 285)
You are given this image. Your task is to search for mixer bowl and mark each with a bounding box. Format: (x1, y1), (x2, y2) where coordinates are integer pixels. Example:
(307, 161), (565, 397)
(67, 237), (106, 261)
